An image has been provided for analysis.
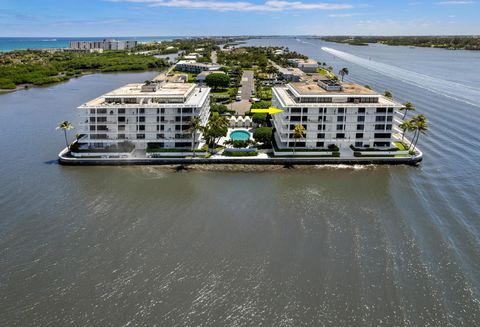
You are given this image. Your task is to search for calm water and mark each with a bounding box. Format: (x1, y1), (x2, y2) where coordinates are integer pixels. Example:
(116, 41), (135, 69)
(1, 39), (480, 326)
(0, 37), (177, 52)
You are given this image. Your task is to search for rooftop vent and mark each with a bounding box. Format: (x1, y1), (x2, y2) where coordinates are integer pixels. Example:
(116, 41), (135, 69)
(141, 81), (160, 92)
(318, 79), (343, 92)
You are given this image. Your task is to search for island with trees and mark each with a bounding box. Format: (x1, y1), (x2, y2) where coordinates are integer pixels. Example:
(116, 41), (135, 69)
(318, 35), (480, 50)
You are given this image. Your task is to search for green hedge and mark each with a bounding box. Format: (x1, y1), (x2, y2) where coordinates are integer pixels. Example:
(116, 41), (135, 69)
(273, 138), (338, 152)
(350, 145), (398, 152)
(223, 151), (258, 157)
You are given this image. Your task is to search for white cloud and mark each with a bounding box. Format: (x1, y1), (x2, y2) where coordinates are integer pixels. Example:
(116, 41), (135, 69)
(329, 13), (355, 17)
(437, 1), (475, 5)
(109, 0), (354, 12)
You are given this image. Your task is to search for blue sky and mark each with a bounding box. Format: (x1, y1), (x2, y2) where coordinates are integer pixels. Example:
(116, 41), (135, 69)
(0, 0), (479, 36)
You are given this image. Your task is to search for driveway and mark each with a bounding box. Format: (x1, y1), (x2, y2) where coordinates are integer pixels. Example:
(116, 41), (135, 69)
(240, 70), (254, 100)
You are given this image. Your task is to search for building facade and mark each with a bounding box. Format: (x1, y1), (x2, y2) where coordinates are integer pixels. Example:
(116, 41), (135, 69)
(287, 58), (319, 73)
(175, 60), (222, 74)
(77, 81), (210, 150)
(272, 80), (402, 150)
(69, 39), (137, 51)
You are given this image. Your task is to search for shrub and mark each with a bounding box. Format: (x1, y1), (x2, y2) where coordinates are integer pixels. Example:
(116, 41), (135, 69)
(253, 127), (273, 145)
(328, 144), (340, 151)
(232, 140), (250, 148)
(223, 151), (258, 157)
(252, 113), (267, 125)
(250, 100), (271, 109)
(0, 78), (16, 89)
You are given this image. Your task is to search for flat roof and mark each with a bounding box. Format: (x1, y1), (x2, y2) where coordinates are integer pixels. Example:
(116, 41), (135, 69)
(273, 83), (401, 107)
(290, 82), (376, 95)
(81, 83), (210, 107)
(290, 58), (318, 65)
(104, 82), (196, 98)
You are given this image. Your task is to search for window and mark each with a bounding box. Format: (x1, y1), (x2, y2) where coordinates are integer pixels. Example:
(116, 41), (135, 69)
(89, 126), (96, 131)
(356, 133), (363, 139)
(386, 124), (392, 130)
(387, 116), (393, 122)
(357, 124), (364, 131)
(90, 109), (95, 114)
(291, 116), (301, 122)
(291, 108), (301, 113)
(336, 133), (345, 139)
(358, 108), (365, 114)
(376, 108), (387, 113)
(338, 108), (345, 114)
(97, 117), (107, 122)
(139, 108), (145, 114)
(139, 116), (145, 123)
(136, 134), (145, 139)
(355, 142), (363, 147)
(388, 108), (394, 113)
(376, 116), (386, 122)
(357, 116), (365, 122)
(138, 125), (145, 131)
(337, 116), (344, 122)
(318, 124), (325, 131)
(337, 124), (344, 131)
(375, 124), (385, 130)
(302, 108), (308, 113)
(317, 133), (325, 139)
(118, 116), (125, 122)
(316, 142), (325, 147)
(374, 133), (391, 139)
(175, 116), (181, 122)
(118, 134), (125, 139)
(118, 109), (125, 114)
(118, 125), (125, 131)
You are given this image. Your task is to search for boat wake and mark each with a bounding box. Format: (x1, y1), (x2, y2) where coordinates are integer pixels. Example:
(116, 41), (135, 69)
(321, 47), (480, 108)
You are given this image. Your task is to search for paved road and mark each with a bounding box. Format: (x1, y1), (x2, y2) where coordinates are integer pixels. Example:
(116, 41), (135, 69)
(240, 70), (254, 100)
(229, 70), (255, 114)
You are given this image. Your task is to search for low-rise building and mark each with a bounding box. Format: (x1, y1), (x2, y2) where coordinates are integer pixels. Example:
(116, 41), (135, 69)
(77, 81), (210, 150)
(196, 70), (225, 83)
(277, 67), (305, 82)
(287, 58), (319, 73)
(69, 39), (137, 51)
(272, 80), (402, 150)
(175, 60), (223, 74)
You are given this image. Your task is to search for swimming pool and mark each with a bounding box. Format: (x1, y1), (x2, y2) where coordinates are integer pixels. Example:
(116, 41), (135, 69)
(229, 130), (251, 141)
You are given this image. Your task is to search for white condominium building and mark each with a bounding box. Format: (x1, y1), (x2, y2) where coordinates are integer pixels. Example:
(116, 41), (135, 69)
(69, 39), (138, 51)
(287, 58), (319, 73)
(272, 79), (403, 150)
(77, 81), (210, 149)
(175, 60), (223, 74)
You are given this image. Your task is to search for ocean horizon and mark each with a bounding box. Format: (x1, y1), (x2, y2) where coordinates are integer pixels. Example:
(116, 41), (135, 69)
(0, 36), (183, 52)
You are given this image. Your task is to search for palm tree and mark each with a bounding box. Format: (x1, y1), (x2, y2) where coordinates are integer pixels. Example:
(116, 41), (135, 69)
(398, 120), (413, 143)
(204, 112), (229, 152)
(410, 114), (428, 151)
(339, 67), (349, 82)
(187, 117), (202, 157)
(383, 90), (393, 99)
(292, 124), (306, 156)
(56, 120), (74, 149)
(400, 102), (416, 120)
